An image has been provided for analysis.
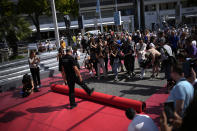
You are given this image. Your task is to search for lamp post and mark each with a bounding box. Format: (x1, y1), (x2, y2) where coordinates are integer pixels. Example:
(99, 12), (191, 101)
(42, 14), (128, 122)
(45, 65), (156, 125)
(50, 0), (60, 49)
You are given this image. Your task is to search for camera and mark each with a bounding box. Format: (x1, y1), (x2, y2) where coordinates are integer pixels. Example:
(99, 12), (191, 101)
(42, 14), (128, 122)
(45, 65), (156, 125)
(183, 58), (197, 78)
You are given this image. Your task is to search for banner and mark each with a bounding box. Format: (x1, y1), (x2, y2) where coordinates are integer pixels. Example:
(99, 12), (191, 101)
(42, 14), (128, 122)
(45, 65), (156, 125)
(114, 11), (121, 25)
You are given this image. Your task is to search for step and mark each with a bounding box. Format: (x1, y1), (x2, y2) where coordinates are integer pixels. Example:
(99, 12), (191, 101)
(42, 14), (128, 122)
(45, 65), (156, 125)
(0, 65), (58, 86)
(0, 58), (58, 76)
(0, 52), (57, 70)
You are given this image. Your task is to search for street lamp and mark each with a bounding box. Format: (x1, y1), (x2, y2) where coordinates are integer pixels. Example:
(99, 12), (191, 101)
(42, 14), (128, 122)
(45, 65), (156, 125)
(50, 0), (60, 49)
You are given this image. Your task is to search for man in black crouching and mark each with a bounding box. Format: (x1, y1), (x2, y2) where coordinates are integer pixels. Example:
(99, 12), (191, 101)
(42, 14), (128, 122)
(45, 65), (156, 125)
(62, 48), (94, 109)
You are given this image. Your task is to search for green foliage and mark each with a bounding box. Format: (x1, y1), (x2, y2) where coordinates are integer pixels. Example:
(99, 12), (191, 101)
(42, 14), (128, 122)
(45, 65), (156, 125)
(9, 55), (25, 61)
(0, 0), (31, 55)
(55, 0), (79, 16)
(17, 0), (79, 40)
(18, 0), (50, 16)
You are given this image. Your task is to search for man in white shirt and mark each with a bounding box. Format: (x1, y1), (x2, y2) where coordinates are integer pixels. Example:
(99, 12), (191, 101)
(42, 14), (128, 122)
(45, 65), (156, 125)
(126, 108), (159, 131)
(136, 38), (147, 79)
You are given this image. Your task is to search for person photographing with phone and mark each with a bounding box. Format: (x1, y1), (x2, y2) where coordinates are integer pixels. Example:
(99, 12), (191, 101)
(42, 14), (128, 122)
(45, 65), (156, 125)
(167, 66), (194, 116)
(62, 48), (94, 109)
(29, 51), (40, 92)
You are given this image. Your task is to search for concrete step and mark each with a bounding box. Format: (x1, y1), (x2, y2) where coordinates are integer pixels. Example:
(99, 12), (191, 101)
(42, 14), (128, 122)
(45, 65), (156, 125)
(0, 58), (58, 76)
(0, 65), (58, 86)
(0, 61), (58, 80)
(0, 52), (57, 70)
(0, 50), (86, 86)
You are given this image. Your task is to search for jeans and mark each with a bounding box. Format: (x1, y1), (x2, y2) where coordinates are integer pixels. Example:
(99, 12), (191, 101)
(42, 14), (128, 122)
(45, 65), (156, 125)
(138, 59), (145, 77)
(112, 58), (120, 77)
(97, 58), (107, 79)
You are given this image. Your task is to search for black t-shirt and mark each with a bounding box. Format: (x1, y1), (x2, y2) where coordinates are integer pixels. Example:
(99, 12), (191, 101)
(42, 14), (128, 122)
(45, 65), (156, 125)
(62, 54), (77, 80)
(122, 43), (132, 55)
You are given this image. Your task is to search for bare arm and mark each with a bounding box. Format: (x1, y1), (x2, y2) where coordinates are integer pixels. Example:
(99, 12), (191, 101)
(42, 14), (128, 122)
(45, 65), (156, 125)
(36, 56), (40, 63)
(73, 66), (82, 81)
(175, 100), (184, 115)
(29, 58), (36, 65)
(111, 51), (118, 57)
(62, 66), (66, 80)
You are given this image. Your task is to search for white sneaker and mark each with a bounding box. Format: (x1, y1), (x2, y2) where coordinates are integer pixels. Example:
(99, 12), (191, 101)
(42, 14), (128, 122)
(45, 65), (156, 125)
(114, 76), (118, 81)
(140, 75), (144, 80)
(89, 71), (94, 77)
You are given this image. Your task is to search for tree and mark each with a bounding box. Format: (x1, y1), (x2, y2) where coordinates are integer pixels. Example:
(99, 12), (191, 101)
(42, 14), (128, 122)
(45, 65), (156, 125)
(0, 0), (31, 55)
(55, 0), (79, 16)
(18, 0), (50, 40)
(18, 0), (79, 40)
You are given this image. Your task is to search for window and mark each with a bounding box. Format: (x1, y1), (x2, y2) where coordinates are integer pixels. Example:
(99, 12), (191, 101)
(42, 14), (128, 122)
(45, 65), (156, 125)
(160, 3), (168, 10)
(181, 1), (193, 8)
(168, 2), (176, 10)
(120, 8), (132, 16)
(145, 4), (156, 12)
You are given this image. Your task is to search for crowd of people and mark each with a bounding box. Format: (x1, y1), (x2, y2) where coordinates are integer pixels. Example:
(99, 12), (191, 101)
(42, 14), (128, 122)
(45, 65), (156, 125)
(23, 25), (197, 130)
(75, 27), (197, 131)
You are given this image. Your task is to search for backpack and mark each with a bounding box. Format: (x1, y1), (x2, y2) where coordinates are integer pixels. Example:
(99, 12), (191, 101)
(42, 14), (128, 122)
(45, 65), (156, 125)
(22, 74), (33, 97)
(22, 74), (31, 84)
(161, 47), (177, 65)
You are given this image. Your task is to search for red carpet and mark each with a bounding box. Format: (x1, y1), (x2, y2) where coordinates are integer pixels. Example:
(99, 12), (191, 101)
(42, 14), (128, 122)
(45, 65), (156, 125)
(0, 65), (169, 130)
(0, 92), (130, 131)
(145, 87), (169, 127)
(51, 84), (144, 113)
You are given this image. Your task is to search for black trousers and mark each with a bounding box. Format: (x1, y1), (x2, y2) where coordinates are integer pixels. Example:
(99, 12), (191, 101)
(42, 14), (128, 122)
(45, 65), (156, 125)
(124, 56), (135, 74)
(67, 77), (91, 106)
(131, 56), (135, 73)
(104, 57), (108, 73)
(92, 60), (98, 76)
(30, 67), (41, 87)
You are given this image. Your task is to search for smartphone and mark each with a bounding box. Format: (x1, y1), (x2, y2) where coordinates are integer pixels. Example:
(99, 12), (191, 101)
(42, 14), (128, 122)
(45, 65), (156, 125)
(164, 101), (175, 125)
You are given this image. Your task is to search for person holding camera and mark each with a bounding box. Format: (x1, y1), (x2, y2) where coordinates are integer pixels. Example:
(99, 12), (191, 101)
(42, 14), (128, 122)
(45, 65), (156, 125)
(22, 74), (34, 97)
(122, 36), (135, 78)
(167, 66), (194, 116)
(110, 45), (120, 81)
(29, 51), (40, 91)
(96, 39), (107, 80)
(136, 38), (147, 79)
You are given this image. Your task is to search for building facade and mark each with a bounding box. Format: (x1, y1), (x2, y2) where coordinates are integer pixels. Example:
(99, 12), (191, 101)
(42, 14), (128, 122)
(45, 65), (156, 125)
(26, 0), (197, 38)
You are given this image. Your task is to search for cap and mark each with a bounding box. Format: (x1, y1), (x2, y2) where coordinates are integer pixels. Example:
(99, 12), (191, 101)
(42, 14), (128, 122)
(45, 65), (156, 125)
(66, 47), (72, 53)
(149, 43), (155, 48)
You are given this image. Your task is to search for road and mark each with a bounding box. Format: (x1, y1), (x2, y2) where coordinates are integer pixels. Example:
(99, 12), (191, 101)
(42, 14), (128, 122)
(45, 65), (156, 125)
(0, 50), (166, 102)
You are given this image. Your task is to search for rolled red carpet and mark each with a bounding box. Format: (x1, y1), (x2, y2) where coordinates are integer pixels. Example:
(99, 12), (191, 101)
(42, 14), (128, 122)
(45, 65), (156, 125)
(51, 84), (145, 113)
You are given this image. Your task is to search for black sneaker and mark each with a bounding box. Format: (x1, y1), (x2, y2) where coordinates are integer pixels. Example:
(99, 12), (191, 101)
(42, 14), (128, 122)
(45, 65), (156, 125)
(150, 75), (155, 78)
(88, 88), (95, 96)
(132, 72), (136, 77)
(34, 88), (40, 92)
(70, 103), (78, 109)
